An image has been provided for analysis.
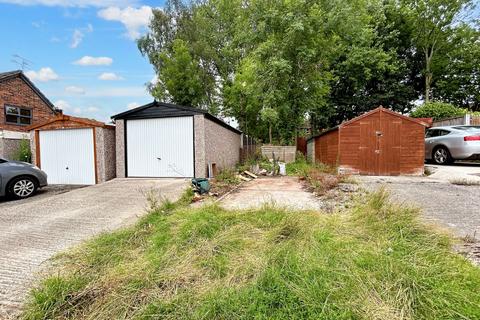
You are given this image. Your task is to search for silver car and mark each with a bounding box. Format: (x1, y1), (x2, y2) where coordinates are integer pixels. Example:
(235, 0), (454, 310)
(0, 158), (48, 199)
(425, 126), (480, 164)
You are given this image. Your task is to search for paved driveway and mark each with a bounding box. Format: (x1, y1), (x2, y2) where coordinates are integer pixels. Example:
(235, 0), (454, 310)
(361, 174), (480, 240)
(0, 178), (188, 319)
(221, 176), (322, 210)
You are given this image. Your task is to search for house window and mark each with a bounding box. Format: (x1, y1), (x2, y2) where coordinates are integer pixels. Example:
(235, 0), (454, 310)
(4, 105), (32, 125)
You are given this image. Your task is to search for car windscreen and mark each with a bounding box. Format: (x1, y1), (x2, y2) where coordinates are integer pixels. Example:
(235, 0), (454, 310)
(452, 126), (480, 131)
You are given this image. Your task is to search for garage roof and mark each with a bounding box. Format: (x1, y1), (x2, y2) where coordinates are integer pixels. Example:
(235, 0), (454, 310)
(111, 101), (242, 134)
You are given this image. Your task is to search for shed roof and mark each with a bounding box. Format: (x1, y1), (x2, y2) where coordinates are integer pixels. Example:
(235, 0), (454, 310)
(28, 114), (113, 130)
(307, 106), (427, 142)
(0, 70), (58, 113)
(111, 101), (242, 134)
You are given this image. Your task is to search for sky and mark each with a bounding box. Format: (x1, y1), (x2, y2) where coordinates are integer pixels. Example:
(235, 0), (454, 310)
(0, 0), (165, 123)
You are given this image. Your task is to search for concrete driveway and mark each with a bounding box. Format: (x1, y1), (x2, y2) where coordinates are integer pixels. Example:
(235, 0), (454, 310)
(0, 178), (188, 319)
(361, 172), (480, 240)
(426, 162), (480, 183)
(221, 176), (322, 210)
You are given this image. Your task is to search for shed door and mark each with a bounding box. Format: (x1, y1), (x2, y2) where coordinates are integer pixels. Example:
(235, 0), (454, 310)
(39, 128), (96, 185)
(358, 111), (402, 176)
(126, 117), (194, 177)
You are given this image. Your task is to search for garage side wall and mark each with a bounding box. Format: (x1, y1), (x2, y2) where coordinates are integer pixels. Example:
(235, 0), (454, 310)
(314, 130), (339, 167)
(399, 119), (425, 175)
(194, 115), (206, 178)
(115, 119), (125, 178)
(306, 139), (315, 163)
(338, 122), (362, 174)
(204, 117), (241, 177)
(95, 127), (116, 183)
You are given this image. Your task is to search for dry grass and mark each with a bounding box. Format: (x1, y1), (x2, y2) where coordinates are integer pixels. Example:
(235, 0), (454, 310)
(449, 178), (480, 186)
(21, 189), (480, 320)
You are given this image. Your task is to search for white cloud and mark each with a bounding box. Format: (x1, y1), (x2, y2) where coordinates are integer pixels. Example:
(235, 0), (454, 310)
(70, 24), (93, 48)
(98, 6), (152, 40)
(73, 107), (82, 115)
(87, 106), (99, 112)
(70, 29), (83, 48)
(73, 56), (113, 66)
(98, 72), (123, 81)
(86, 87), (146, 97)
(0, 0), (137, 7)
(65, 85), (85, 94)
(25, 67), (59, 82)
(54, 99), (70, 111)
(127, 102), (140, 109)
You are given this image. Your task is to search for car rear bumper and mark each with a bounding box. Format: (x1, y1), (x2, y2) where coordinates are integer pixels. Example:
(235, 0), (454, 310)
(450, 144), (480, 160)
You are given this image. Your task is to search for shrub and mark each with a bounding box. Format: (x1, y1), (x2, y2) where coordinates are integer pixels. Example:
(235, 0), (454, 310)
(410, 102), (466, 121)
(215, 168), (239, 185)
(13, 139), (32, 163)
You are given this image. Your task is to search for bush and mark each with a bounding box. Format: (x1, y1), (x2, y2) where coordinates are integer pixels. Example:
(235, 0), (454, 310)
(13, 139), (32, 163)
(410, 102), (466, 121)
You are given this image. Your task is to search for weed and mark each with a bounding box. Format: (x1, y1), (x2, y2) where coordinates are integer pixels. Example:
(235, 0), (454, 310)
(22, 192), (480, 320)
(215, 168), (240, 185)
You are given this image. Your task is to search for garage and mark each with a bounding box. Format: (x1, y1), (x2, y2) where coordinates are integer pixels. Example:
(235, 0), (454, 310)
(29, 115), (116, 185)
(307, 107), (427, 176)
(112, 101), (242, 178)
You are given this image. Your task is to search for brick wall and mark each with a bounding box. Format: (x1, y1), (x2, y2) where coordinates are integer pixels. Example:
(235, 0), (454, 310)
(0, 77), (56, 132)
(115, 119), (125, 178)
(204, 117), (241, 177)
(194, 115), (206, 178)
(95, 127), (116, 183)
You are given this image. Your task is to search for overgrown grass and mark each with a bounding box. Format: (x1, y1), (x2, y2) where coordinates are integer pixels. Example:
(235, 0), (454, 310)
(287, 157), (352, 195)
(22, 190), (480, 320)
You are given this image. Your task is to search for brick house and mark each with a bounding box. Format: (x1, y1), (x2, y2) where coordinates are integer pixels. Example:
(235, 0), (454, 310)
(0, 70), (59, 159)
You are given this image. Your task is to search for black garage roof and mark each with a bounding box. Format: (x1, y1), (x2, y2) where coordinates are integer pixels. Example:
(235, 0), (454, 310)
(112, 101), (242, 135)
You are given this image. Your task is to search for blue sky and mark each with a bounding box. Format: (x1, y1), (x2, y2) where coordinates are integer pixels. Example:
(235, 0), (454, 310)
(0, 0), (165, 123)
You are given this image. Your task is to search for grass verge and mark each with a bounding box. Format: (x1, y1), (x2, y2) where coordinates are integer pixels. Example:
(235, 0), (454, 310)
(22, 190), (480, 320)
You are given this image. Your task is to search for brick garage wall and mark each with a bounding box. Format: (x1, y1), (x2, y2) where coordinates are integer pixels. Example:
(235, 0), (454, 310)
(0, 138), (21, 160)
(204, 117), (241, 177)
(0, 77), (56, 132)
(115, 119), (125, 178)
(95, 127), (116, 183)
(194, 115), (206, 178)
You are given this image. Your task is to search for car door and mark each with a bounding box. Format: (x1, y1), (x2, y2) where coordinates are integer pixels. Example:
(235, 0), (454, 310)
(425, 129), (439, 159)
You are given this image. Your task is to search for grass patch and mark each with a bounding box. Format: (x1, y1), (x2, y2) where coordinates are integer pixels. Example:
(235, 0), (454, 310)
(22, 190), (480, 320)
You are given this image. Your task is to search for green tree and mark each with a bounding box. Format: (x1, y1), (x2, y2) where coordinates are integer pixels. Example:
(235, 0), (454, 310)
(435, 24), (480, 110)
(260, 107), (279, 144)
(403, 0), (475, 102)
(150, 39), (213, 109)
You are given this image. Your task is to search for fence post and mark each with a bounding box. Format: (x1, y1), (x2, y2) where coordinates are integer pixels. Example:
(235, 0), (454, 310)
(465, 114), (471, 125)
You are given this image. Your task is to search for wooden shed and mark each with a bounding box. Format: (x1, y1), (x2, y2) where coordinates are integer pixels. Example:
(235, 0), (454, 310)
(29, 115), (116, 185)
(307, 107), (426, 176)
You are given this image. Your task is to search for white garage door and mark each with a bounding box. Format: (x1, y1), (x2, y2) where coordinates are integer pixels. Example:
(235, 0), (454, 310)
(39, 128), (96, 185)
(126, 117), (194, 177)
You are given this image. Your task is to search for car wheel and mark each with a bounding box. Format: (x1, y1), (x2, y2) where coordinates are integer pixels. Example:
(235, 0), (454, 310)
(432, 147), (452, 165)
(8, 176), (38, 199)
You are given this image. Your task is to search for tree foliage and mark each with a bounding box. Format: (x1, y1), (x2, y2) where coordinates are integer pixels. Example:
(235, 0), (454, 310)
(138, 0), (479, 143)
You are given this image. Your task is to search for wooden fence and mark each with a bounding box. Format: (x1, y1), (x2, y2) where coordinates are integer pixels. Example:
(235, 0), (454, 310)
(433, 114), (480, 127)
(240, 134), (257, 162)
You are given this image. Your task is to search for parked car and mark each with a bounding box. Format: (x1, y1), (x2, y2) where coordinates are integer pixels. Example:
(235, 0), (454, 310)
(425, 126), (480, 164)
(0, 158), (48, 199)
